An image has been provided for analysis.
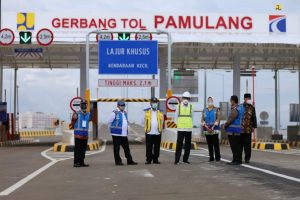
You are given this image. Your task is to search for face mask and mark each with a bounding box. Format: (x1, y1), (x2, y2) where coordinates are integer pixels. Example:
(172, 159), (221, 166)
(151, 103), (158, 109)
(208, 102), (214, 107)
(119, 106), (125, 111)
(183, 99), (189, 105)
(246, 100), (252, 104)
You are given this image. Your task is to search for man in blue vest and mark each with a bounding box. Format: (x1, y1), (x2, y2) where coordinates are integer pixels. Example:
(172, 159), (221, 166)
(71, 99), (91, 168)
(108, 100), (138, 166)
(202, 97), (221, 162)
(222, 95), (244, 165)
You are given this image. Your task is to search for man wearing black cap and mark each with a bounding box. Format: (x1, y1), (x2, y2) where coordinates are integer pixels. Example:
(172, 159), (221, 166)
(241, 93), (257, 163)
(108, 100), (138, 166)
(142, 97), (164, 164)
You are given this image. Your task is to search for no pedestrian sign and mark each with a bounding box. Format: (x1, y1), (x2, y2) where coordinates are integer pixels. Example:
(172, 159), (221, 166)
(98, 40), (158, 75)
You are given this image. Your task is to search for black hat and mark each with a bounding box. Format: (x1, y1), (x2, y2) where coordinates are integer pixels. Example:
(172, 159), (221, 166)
(117, 100), (125, 106)
(80, 99), (87, 105)
(150, 97), (159, 103)
(244, 93), (251, 99)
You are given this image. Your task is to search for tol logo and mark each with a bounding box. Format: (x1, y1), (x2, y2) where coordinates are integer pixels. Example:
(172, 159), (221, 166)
(269, 15), (286, 33)
(17, 12), (35, 31)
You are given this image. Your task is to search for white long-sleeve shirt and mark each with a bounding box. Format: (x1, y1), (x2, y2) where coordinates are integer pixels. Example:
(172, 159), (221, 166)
(107, 109), (128, 137)
(174, 103), (193, 132)
(141, 108), (160, 135)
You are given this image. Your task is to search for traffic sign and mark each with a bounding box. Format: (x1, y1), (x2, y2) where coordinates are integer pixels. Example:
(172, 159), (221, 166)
(70, 97), (83, 113)
(98, 40), (158, 75)
(98, 79), (158, 87)
(118, 33), (130, 40)
(14, 48), (43, 59)
(36, 28), (54, 46)
(0, 28), (15, 46)
(166, 96), (181, 112)
(96, 33), (113, 42)
(19, 31), (32, 44)
(135, 32), (152, 40)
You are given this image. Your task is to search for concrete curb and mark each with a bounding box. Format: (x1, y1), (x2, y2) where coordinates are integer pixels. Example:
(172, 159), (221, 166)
(0, 139), (35, 147)
(53, 140), (102, 152)
(252, 142), (290, 150)
(19, 130), (55, 137)
(161, 141), (198, 150)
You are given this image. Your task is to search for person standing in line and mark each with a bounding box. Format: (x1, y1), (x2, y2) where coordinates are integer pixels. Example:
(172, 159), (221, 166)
(142, 97), (164, 164)
(222, 95), (244, 165)
(174, 91), (193, 165)
(241, 93), (257, 163)
(108, 100), (138, 166)
(202, 97), (221, 162)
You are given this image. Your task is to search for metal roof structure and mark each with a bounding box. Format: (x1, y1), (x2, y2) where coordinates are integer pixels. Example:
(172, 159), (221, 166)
(1, 42), (300, 70)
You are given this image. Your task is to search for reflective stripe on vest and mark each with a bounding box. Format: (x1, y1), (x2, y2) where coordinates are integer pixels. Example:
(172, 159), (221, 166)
(110, 111), (128, 135)
(144, 109), (163, 134)
(177, 104), (193, 129)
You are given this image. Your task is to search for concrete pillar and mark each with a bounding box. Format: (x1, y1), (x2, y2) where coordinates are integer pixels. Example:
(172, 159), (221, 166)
(80, 47), (87, 98)
(159, 66), (167, 99)
(0, 65), (3, 102)
(13, 68), (17, 136)
(274, 69), (279, 134)
(298, 68), (300, 134)
(233, 56), (240, 100)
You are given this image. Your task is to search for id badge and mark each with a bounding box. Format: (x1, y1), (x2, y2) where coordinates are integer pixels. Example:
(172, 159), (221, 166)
(82, 120), (87, 128)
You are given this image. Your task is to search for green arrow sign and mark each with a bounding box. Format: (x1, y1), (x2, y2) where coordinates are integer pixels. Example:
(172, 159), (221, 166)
(118, 33), (130, 40)
(19, 32), (32, 44)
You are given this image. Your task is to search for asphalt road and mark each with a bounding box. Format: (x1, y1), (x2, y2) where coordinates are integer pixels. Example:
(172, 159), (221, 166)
(0, 126), (299, 200)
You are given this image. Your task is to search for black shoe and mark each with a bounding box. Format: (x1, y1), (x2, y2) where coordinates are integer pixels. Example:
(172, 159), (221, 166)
(183, 161), (190, 164)
(174, 162), (179, 165)
(73, 163), (81, 168)
(215, 159), (221, 162)
(116, 163), (124, 166)
(209, 159), (215, 162)
(153, 161), (161, 164)
(80, 163), (90, 167)
(145, 161), (152, 165)
(128, 161), (138, 165)
(245, 160), (250, 164)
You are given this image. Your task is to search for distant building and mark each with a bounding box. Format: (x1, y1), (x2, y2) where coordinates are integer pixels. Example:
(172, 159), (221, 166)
(19, 112), (59, 130)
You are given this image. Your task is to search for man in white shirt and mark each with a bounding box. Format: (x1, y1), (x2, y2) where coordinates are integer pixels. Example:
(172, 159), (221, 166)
(108, 100), (138, 166)
(141, 97), (164, 164)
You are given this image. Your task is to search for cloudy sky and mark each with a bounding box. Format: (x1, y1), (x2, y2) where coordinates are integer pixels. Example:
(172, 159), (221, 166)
(2, 0), (300, 128)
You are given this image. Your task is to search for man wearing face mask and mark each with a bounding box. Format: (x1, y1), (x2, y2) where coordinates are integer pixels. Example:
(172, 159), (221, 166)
(222, 95), (244, 165)
(71, 99), (91, 168)
(241, 93), (257, 163)
(108, 100), (138, 166)
(142, 97), (164, 164)
(201, 97), (221, 162)
(174, 91), (193, 165)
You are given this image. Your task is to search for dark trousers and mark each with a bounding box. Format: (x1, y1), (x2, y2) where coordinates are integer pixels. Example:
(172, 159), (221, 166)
(241, 133), (252, 162)
(74, 138), (88, 165)
(175, 131), (192, 163)
(228, 134), (242, 163)
(145, 134), (161, 162)
(112, 136), (133, 164)
(205, 134), (221, 161)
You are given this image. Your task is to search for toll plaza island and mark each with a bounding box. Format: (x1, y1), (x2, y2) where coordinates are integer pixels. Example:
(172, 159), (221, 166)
(0, 0), (300, 200)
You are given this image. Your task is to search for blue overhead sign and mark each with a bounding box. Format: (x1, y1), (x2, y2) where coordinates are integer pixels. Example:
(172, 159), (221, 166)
(98, 40), (158, 75)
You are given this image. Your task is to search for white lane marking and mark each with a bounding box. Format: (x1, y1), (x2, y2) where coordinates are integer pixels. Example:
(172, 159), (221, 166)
(129, 169), (154, 178)
(0, 141), (107, 196)
(161, 147), (300, 183)
(0, 159), (57, 196)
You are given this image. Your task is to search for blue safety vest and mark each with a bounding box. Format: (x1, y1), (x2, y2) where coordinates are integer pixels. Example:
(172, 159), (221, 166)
(74, 112), (90, 138)
(226, 105), (245, 134)
(110, 110), (128, 135)
(203, 107), (220, 130)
